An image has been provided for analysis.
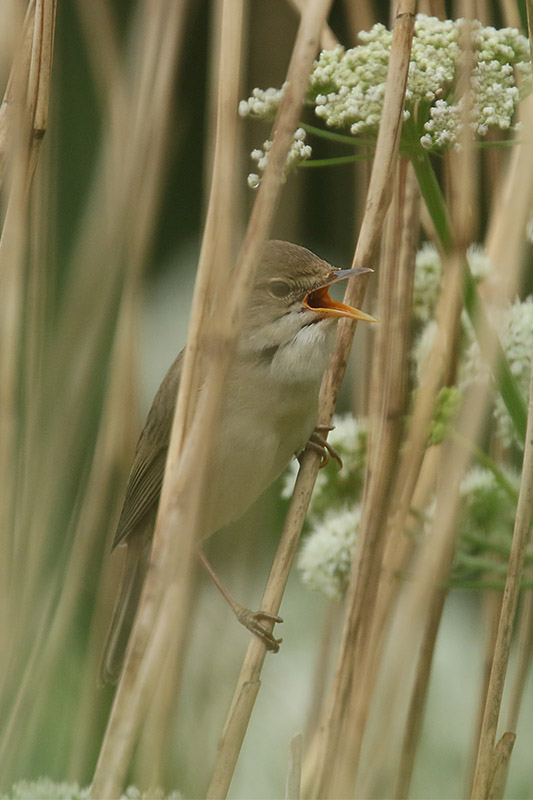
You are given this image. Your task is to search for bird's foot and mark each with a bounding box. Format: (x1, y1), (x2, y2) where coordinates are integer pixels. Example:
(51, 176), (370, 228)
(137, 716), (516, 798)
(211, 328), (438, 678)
(303, 425), (343, 469)
(234, 603), (283, 653)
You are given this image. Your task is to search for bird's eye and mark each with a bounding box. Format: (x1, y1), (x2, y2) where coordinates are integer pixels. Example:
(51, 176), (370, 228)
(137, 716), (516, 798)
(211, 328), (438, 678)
(269, 279), (291, 298)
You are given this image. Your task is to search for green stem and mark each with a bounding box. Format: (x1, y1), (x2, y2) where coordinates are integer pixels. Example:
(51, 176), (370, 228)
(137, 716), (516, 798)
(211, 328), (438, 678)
(300, 122), (376, 147)
(411, 149), (528, 443)
(299, 154), (371, 168)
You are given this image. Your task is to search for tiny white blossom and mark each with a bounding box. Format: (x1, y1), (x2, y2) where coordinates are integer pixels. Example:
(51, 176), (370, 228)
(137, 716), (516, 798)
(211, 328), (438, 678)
(246, 129), (312, 189)
(298, 506), (361, 599)
(239, 84), (287, 119)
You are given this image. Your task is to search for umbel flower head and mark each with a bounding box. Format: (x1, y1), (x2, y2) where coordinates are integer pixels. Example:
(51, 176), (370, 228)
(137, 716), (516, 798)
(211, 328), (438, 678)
(298, 505), (361, 600)
(239, 14), (531, 185)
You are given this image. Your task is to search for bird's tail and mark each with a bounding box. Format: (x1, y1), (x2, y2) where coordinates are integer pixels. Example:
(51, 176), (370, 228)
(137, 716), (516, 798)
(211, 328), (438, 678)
(98, 535), (149, 686)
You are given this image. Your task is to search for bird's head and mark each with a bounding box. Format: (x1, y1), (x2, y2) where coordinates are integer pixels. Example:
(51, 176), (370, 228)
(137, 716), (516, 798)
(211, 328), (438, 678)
(241, 240), (375, 368)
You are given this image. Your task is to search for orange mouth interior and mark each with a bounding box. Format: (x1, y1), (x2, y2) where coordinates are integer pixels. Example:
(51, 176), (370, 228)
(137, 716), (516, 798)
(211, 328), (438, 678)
(303, 285), (376, 322)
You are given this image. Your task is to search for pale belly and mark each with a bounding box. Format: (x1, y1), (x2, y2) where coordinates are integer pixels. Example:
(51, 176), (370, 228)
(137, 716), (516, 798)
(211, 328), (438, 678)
(201, 376), (319, 536)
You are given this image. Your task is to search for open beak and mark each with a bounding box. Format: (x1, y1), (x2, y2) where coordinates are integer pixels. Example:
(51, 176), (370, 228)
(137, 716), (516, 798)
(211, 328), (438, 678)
(303, 267), (376, 323)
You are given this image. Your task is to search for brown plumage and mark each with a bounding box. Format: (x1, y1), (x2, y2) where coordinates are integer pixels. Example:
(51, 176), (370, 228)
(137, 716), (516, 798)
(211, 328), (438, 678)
(99, 240), (373, 684)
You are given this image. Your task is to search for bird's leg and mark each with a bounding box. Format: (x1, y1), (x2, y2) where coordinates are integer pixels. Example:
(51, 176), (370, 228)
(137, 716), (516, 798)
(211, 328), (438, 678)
(299, 424), (343, 469)
(198, 550), (283, 653)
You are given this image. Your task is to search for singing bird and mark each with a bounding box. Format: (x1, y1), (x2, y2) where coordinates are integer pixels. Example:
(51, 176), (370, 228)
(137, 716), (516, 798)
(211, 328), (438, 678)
(99, 240), (374, 685)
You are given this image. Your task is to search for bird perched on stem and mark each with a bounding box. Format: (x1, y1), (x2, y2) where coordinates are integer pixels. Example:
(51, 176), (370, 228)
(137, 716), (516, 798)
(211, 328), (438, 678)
(99, 240), (374, 685)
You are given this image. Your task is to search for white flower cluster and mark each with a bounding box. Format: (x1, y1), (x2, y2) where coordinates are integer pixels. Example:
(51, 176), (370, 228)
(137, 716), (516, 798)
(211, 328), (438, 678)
(413, 241), (492, 325)
(312, 16), (530, 149)
(461, 296), (533, 448)
(298, 506), (361, 599)
(238, 84), (286, 119)
(246, 128), (311, 188)
(421, 22), (531, 148)
(240, 14), (531, 181)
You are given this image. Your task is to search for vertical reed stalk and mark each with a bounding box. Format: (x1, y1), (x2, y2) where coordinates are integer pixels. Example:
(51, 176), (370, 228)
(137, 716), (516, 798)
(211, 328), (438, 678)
(92, 1), (334, 796)
(204, 2), (335, 796)
(304, 6), (416, 796)
(470, 357), (533, 797)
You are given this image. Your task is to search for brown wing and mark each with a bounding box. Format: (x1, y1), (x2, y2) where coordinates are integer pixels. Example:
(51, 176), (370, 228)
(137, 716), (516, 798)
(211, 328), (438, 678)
(112, 350), (183, 549)
(112, 449), (167, 548)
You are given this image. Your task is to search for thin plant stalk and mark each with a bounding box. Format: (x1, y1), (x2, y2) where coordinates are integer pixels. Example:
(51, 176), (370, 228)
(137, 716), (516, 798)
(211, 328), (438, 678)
(505, 590), (533, 732)
(0, 0), (57, 732)
(304, 6), (416, 796)
(203, 3), (335, 797)
(336, 157), (420, 798)
(286, 732), (303, 800)
(1, 0), (183, 780)
(394, 582), (447, 798)
(470, 350), (533, 797)
(287, 0), (338, 49)
(91, 1), (334, 797)
(357, 32), (479, 795)
(136, 0), (246, 787)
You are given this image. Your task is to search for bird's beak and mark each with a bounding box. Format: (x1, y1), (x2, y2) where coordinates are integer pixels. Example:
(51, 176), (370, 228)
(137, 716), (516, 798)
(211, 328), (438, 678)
(303, 267), (376, 322)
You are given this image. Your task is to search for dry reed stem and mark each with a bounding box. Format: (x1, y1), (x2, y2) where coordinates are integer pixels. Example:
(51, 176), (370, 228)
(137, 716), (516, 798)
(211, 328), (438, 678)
(137, 0), (247, 787)
(287, 0), (338, 49)
(357, 27), (480, 796)
(15, 0), (184, 636)
(465, 591), (503, 797)
(485, 96), (533, 302)
(487, 732), (516, 800)
(204, 3), (335, 796)
(394, 582), (447, 798)
(90, 0), (238, 793)
(342, 0), (376, 44)
(1, 0), (183, 779)
(359, 303), (480, 799)
(332, 158), (420, 798)
(92, 1), (332, 796)
(505, 590), (533, 732)
(301, 6), (415, 796)
(0, 0), (56, 696)
(470, 354), (533, 797)
(286, 732), (303, 800)
(392, 24), (478, 796)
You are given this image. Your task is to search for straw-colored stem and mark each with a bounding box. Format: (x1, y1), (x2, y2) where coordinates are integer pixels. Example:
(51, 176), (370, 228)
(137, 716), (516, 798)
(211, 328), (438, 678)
(305, 7), (416, 796)
(287, 0), (338, 49)
(505, 590), (533, 732)
(203, 6), (335, 797)
(470, 350), (533, 797)
(0, 0), (56, 695)
(394, 585), (447, 798)
(286, 732), (303, 800)
(91, 1), (332, 797)
(331, 158), (420, 798)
